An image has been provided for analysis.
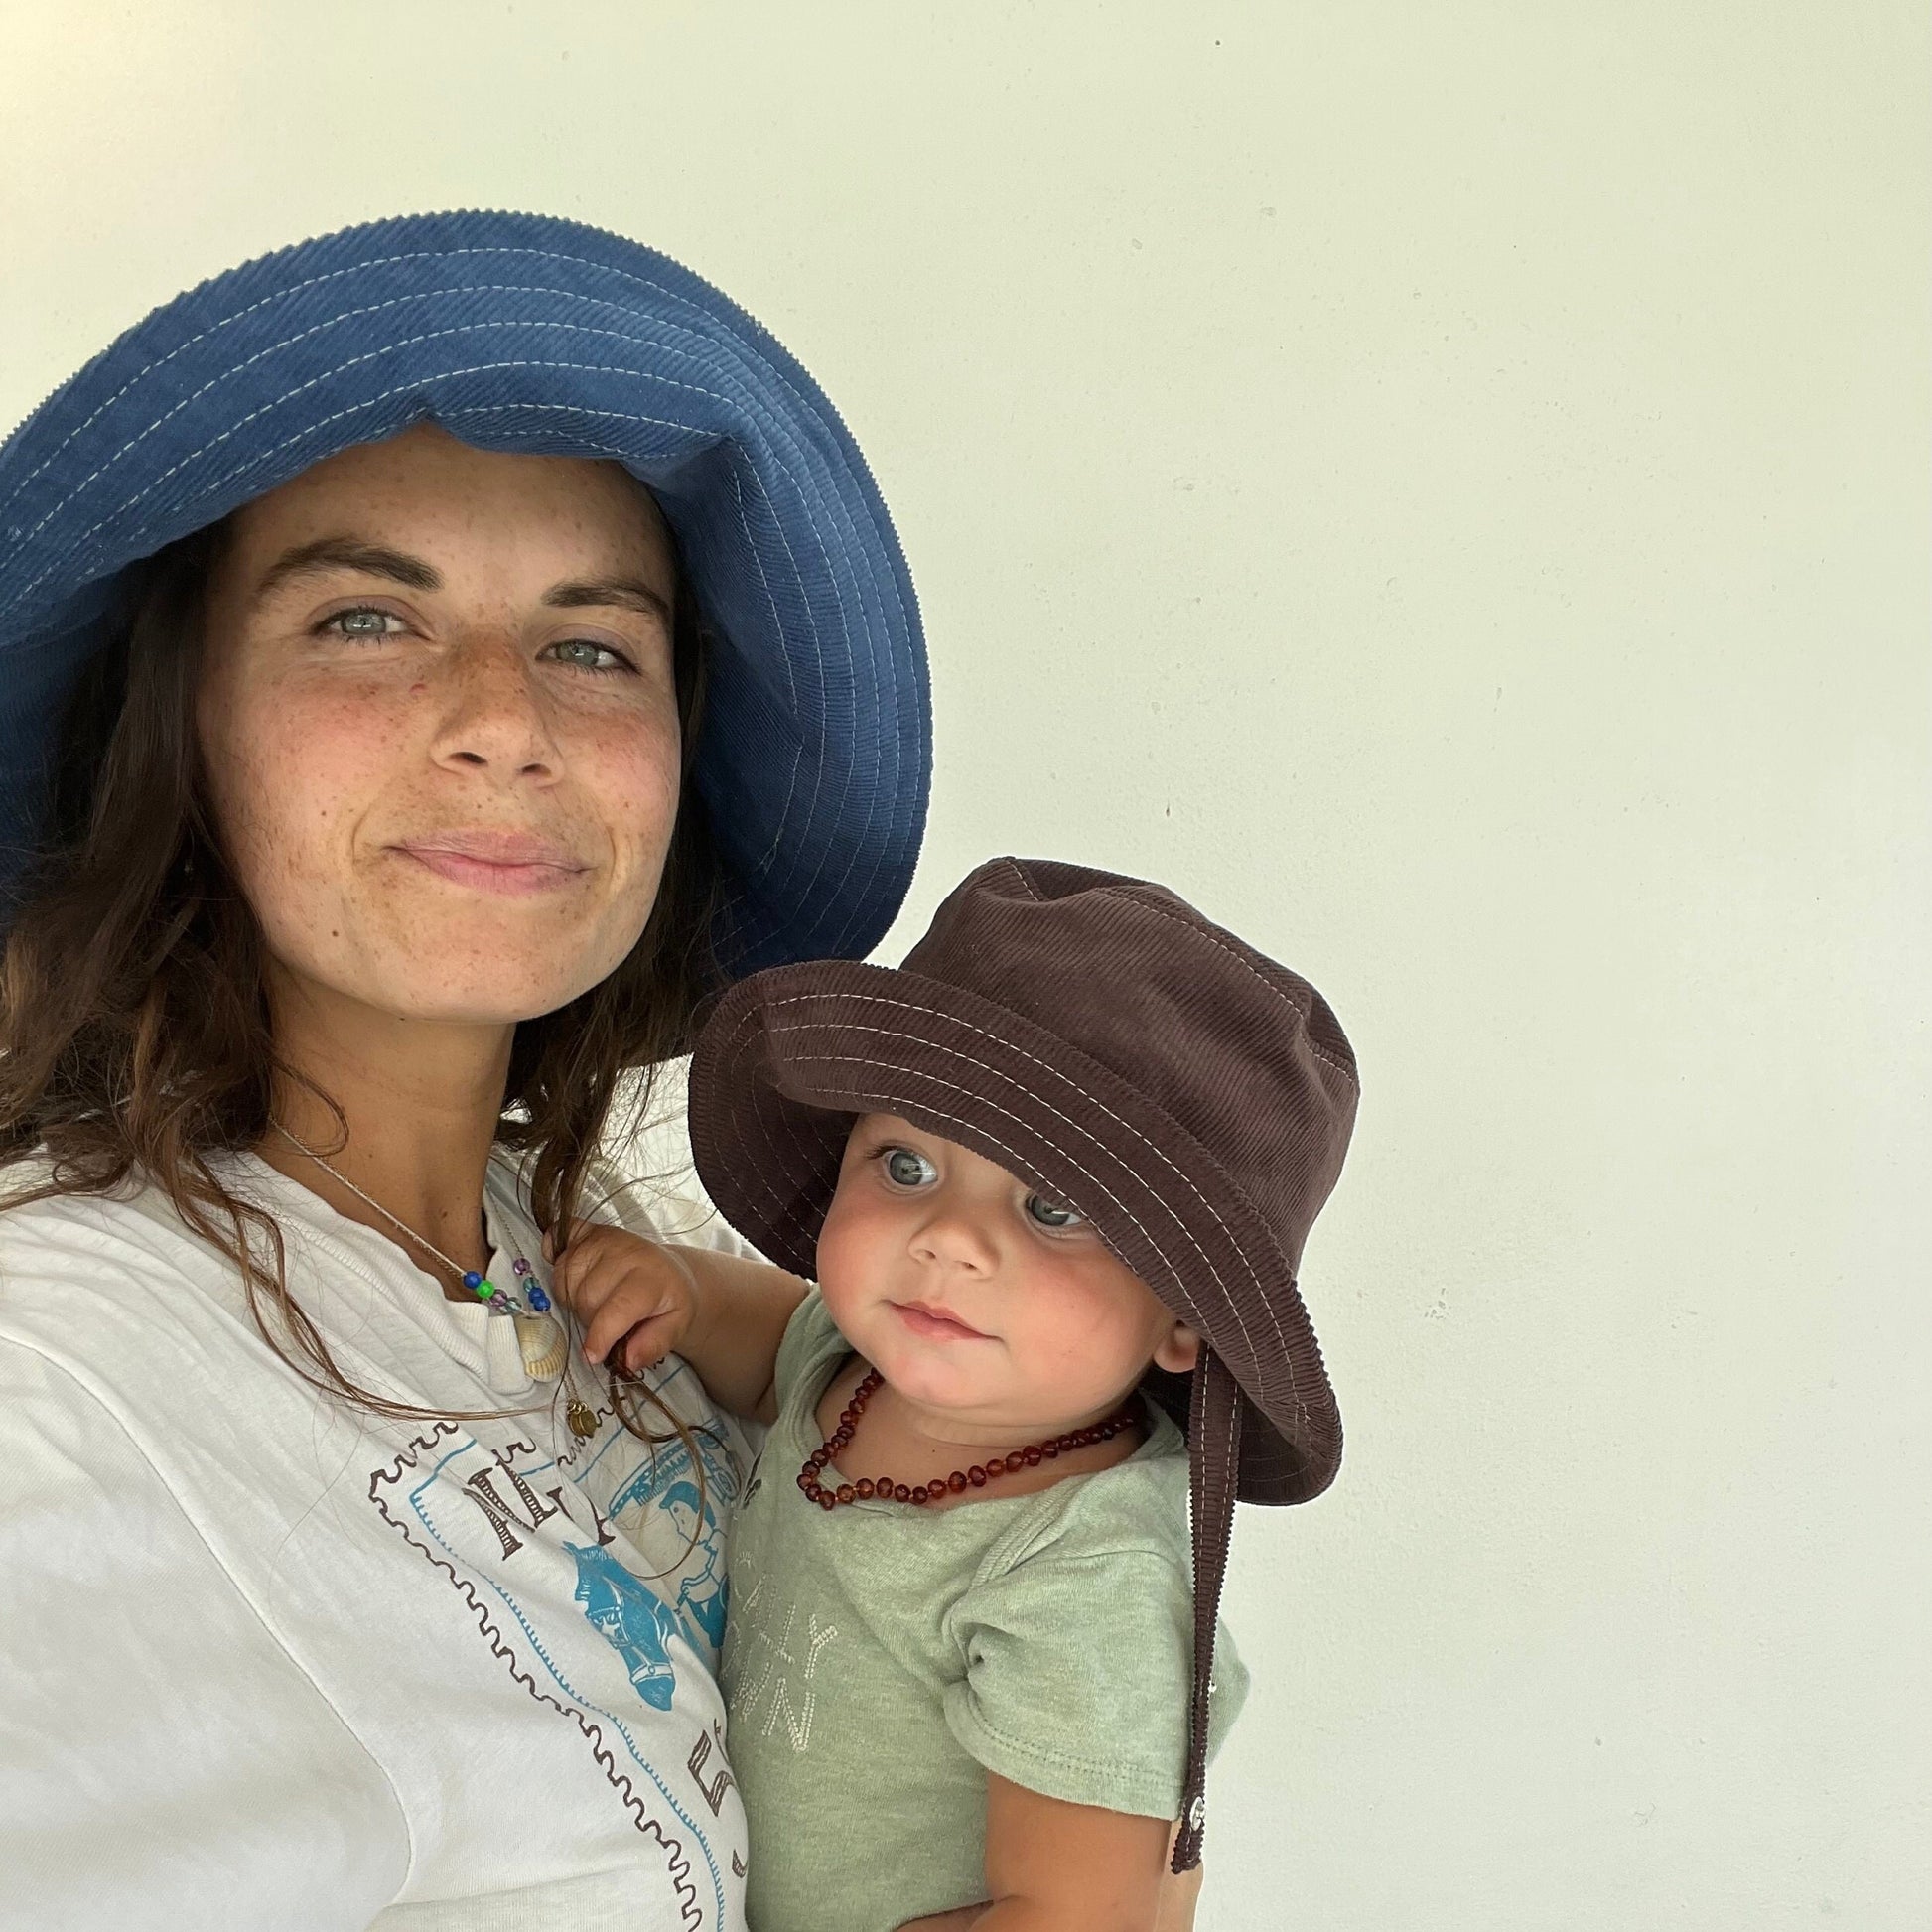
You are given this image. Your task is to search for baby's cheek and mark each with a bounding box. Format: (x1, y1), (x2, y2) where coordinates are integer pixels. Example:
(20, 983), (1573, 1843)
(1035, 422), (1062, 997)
(1023, 1290), (1094, 1358)
(1024, 1282), (1143, 1383)
(810, 1202), (878, 1314)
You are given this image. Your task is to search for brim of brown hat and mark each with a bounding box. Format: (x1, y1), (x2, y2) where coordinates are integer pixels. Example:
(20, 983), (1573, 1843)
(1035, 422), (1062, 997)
(687, 959), (1342, 1505)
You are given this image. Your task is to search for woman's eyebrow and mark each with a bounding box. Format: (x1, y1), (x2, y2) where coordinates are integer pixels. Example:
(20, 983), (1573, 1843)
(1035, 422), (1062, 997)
(544, 578), (673, 625)
(248, 541), (670, 624)
(253, 537), (442, 601)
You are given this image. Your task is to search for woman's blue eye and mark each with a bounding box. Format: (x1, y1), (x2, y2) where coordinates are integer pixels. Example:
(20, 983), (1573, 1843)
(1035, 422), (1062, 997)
(546, 637), (633, 674)
(883, 1148), (937, 1188)
(1025, 1193), (1084, 1230)
(325, 607), (400, 639)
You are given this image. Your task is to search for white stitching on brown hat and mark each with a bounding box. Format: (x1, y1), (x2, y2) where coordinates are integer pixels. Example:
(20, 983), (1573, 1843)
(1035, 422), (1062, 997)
(700, 981), (1270, 1373)
(700, 978), (1313, 1412)
(758, 1022), (1277, 1386)
(764, 999), (1288, 1369)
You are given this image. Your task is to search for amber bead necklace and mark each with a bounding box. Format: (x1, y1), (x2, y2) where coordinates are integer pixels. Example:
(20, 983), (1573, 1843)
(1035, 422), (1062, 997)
(797, 1366), (1141, 1510)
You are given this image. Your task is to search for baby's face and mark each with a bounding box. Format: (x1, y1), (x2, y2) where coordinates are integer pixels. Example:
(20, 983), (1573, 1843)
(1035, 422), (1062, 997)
(814, 1114), (1198, 1432)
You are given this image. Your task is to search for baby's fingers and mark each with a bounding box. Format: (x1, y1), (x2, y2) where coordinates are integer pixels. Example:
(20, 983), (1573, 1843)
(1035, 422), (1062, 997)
(616, 1310), (686, 1378)
(580, 1285), (660, 1368)
(545, 1217), (618, 1276)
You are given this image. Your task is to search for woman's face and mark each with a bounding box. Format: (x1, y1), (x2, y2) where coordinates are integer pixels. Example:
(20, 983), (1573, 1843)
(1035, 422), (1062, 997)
(197, 425), (684, 1030)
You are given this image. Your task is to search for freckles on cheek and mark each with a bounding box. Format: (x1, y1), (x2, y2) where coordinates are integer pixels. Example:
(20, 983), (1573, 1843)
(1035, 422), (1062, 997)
(234, 690), (394, 876)
(598, 720), (684, 840)
(303, 680), (415, 769)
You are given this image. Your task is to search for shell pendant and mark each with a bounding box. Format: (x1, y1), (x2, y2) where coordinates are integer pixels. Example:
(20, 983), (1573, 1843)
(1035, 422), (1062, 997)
(514, 1312), (568, 1381)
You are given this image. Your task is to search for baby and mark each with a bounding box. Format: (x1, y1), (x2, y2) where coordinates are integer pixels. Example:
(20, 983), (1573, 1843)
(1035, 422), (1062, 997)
(551, 858), (1358, 1932)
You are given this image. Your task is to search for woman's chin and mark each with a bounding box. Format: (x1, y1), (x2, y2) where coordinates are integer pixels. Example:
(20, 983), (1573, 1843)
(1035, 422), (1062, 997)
(275, 941), (615, 1031)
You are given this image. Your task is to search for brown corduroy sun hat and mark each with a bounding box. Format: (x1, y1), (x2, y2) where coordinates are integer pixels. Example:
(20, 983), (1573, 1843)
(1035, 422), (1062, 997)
(686, 855), (1359, 1869)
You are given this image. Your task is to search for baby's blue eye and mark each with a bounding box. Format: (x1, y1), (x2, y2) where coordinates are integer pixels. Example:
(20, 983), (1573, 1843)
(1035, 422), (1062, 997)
(1025, 1193), (1083, 1230)
(882, 1147), (937, 1188)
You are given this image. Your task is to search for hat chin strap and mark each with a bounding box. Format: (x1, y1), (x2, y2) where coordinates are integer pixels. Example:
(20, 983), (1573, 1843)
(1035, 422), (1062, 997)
(1173, 1346), (1242, 1874)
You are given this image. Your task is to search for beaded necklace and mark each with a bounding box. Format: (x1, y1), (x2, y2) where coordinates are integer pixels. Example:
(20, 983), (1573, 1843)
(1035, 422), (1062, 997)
(273, 1123), (573, 1391)
(798, 1366), (1141, 1509)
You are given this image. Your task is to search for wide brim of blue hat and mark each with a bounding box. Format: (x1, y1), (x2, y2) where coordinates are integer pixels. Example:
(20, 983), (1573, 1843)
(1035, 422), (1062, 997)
(0, 209), (928, 974)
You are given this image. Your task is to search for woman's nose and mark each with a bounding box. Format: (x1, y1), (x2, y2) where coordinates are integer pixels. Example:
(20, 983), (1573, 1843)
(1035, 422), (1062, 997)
(429, 636), (562, 782)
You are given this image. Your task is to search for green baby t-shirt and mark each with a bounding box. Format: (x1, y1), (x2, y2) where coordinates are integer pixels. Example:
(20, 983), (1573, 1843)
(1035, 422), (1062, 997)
(720, 1290), (1249, 1932)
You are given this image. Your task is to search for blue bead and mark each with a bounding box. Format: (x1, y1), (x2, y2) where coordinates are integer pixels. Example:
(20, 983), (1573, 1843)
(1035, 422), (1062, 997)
(528, 1286), (552, 1312)
(462, 1271), (483, 1290)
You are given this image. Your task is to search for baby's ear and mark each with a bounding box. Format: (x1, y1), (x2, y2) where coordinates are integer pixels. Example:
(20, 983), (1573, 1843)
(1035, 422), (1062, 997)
(1153, 1321), (1201, 1375)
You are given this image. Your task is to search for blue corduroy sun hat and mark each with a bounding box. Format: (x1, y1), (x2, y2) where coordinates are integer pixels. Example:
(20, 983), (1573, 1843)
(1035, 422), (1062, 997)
(0, 209), (928, 973)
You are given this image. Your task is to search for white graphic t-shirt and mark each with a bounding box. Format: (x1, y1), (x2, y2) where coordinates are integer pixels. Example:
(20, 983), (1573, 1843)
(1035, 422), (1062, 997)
(0, 1150), (754, 1932)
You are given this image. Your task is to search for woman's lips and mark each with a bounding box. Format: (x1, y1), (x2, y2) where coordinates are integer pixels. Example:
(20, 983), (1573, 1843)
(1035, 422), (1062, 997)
(890, 1301), (992, 1342)
(395, 834), (589, 897)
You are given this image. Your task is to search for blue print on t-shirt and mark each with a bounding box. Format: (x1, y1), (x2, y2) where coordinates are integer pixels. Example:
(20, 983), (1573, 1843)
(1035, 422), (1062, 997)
(588, 1362), (739, 1660)
(565, 1540), (684, 1711)
(658, 1480), (728, 1651)
(395, 1434), (732, 1928)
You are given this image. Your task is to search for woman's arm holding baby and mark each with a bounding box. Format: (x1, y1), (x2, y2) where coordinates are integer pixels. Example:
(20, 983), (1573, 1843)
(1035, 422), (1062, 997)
(548, 1224), (807, 1423)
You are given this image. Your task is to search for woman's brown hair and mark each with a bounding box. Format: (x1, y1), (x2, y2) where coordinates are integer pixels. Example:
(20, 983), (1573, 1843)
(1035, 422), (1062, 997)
(0, 504), (730, 1464)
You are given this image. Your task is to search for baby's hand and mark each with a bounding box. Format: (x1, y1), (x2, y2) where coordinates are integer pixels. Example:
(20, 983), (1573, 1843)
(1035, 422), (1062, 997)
(544, 1223), (699, 1377)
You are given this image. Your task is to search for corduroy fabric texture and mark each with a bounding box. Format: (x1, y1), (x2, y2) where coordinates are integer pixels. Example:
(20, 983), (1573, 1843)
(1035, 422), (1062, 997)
(0, 209), (928, 973)
(685, 855), (1360, 1868)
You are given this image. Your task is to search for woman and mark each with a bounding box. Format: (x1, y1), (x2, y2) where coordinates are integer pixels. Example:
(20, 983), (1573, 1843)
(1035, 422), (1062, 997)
(0, 212), (927, 1931)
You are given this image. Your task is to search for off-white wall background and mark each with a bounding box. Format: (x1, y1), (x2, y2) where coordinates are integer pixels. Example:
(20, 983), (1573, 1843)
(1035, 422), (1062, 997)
(2, 4), (1925, 1927)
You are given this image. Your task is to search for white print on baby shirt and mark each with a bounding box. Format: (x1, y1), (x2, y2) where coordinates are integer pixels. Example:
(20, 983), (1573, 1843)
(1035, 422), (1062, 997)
(723, 1538), (843, 1755)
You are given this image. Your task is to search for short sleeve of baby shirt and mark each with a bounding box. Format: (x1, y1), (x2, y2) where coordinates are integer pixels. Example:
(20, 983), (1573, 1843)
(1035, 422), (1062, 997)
(769, 1286), (848, 1413)
(938, 1496), (1250, 1821)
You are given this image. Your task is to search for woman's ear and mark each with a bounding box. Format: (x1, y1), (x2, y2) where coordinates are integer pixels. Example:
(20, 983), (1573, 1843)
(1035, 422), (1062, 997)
(1153, 1321), (1200, 1375)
